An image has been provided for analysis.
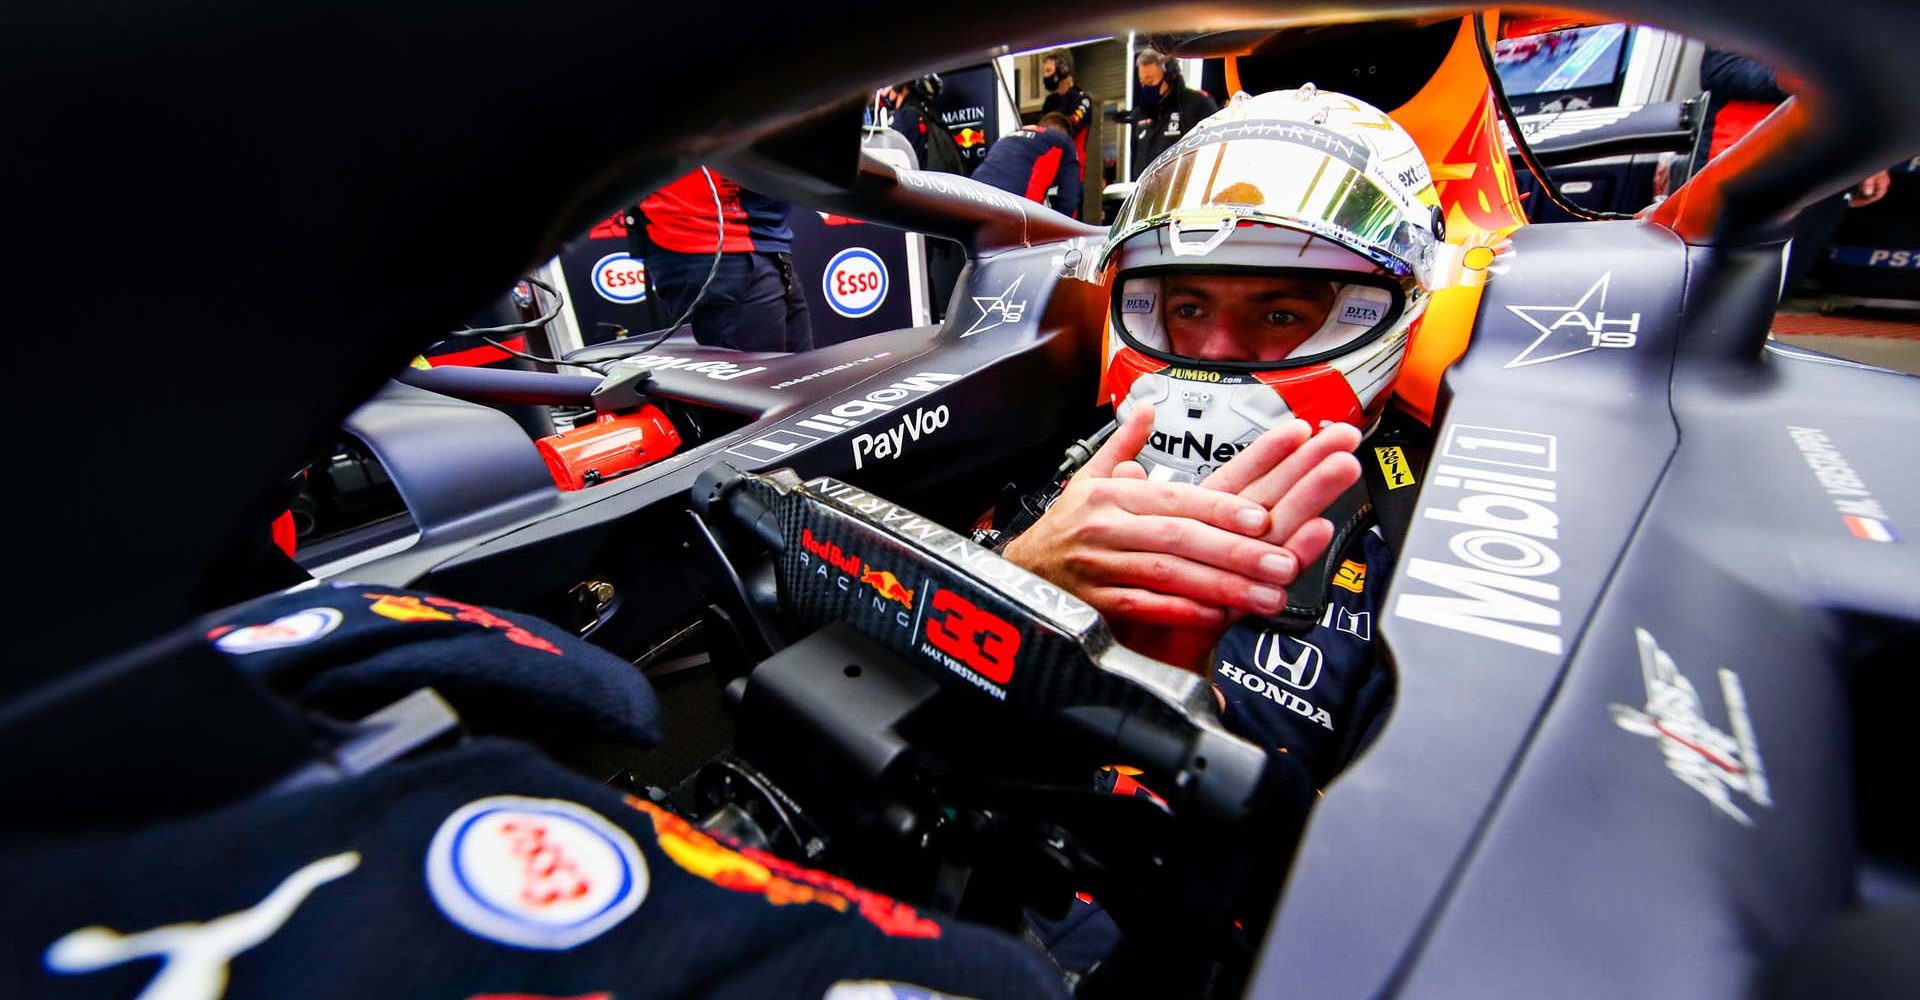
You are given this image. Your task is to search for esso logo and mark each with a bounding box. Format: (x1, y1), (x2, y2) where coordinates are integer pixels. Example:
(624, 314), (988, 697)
(212, 607), (343, 654)
(427, 796), (648, 950)
(823, 247), (888, 318)
(592, 252), (648, 304)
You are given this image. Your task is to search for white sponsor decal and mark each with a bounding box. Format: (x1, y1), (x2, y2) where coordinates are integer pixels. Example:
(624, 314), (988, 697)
(213, 607), (344, 654)
(1218, 661), (1334, 730)
(1503, 105), (1634, 151)
(727, 428), (823, 463)
(46, 852), (360, 1000)
(590, 251), (648, 304)
(1147, 428), (1250, 466)
(823, 247), (889, 319)
(913, 635), (1010, 702)
(1440, 422), (1556, 471)
(767, 351), (893, 390)
(852, 404), (949, 470)
(1340, 301), (1383, 325)
(1785, 425), (1901, 542)
(1252, 632), (1323, 690)
(1611, 628), (1771, 825)
(939, 106), (986, 127)
(1864, 249), (1920, 269)
(427, 796), (648, 950)
(1298, 593), (1374, 639)
(961, 275), (1029, 337)
(1504, 272), (1641, 369)
(1162, 119), (1371, 170)
(1394, 424), (1564, 654)
(894, 170), (1028, 215)
(1121, 293), (1156, 314)
(788, 371), (961, 438)
(612, 354), (767, 381)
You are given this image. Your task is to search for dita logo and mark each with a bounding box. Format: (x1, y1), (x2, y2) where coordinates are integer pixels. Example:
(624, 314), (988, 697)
(1610, 628), (1771, 825)
(1505, 272), (1640, 368)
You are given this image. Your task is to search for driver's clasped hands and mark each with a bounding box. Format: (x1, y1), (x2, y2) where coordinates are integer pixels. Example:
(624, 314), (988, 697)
(1004, 402), (1361, 660)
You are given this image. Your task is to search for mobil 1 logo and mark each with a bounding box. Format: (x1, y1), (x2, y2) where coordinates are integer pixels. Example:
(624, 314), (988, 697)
(1393, 424), (1566, 655)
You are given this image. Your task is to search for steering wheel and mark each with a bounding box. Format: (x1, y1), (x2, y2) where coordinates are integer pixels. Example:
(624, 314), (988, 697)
(685, 462), (1319, 998)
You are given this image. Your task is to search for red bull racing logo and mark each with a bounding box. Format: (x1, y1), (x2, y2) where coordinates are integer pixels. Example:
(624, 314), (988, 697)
(799, 529), (921, 625)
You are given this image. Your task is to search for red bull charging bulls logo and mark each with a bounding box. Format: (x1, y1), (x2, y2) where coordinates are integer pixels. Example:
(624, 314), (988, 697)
(860, 568), (914, 610)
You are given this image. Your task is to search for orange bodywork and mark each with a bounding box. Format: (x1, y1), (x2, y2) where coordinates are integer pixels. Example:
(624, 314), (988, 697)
(1382, 12), (1530, 425)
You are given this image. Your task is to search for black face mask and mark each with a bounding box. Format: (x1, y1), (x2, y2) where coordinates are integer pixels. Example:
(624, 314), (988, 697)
(1042, 73), (1062, 91)
(1136, 83), (1163, 108)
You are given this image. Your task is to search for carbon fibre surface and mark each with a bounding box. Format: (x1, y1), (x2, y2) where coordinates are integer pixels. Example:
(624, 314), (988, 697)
(727, 470), (1270, 817)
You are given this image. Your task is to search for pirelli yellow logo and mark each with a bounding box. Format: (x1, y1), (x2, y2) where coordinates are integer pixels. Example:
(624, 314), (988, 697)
(1374, 445), (1416, 490)
(1333, 559), (1367, 594)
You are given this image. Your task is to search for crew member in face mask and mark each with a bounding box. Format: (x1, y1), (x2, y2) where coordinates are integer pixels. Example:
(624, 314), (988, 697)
(1039, 49), (1093, 168)
(1131, 49), (1219, 174)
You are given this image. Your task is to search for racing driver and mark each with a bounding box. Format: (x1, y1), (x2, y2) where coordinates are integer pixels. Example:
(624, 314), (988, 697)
(1002, 85), (1445, 789)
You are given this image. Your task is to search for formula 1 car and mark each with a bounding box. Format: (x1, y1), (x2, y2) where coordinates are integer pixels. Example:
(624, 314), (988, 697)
(6, 2), (1920, 999)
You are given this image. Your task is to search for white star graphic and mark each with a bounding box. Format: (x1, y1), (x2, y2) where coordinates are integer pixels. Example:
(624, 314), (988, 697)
(961, 275), (1028, 337)
(1504, 271), (1619, 369)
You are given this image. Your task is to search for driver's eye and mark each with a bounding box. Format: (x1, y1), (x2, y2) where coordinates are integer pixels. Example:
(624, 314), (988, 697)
(1266, 310), (1303, 326)
(1172, 302), (1204, 320)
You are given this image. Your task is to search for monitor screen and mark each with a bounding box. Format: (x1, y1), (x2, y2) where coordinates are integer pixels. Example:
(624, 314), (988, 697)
(1494, 23), (1631, 111)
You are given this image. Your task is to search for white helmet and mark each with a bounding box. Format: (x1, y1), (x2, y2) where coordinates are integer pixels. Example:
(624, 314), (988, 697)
(1099, 85), (1443, 482)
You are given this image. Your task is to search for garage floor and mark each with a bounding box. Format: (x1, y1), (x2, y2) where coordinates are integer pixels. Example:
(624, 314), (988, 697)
(1772, 307), (1920, 376)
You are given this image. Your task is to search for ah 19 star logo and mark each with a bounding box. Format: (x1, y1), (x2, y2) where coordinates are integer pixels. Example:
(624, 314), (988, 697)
(1504, 271), (1641, 368)
(961, 275), (1029, 337)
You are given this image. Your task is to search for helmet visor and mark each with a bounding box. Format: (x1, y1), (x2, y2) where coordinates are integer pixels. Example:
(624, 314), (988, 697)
(1114, 269), (1404, 368)
(1109, 125), (1436, 283)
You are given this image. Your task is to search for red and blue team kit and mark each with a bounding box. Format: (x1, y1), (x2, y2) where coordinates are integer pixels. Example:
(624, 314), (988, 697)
(969, 127), (1082, 218)
(639, 171), (794, 255)
(1213, 528), (1395, 787)
(1027, 529), (1394, 972)
(0, 584), (1067, 1000)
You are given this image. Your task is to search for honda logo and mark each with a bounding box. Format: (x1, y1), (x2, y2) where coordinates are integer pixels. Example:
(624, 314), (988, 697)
(1252, 633), (1323, 690)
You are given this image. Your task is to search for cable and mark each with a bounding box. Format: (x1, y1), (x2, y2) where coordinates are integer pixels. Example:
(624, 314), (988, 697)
(1472, 15), (1636, 222)
(434, 274), (608, 371)
(451, 274), (567, 338)
(1056, 420), (1119, 478)
(566, 166), (729, 364)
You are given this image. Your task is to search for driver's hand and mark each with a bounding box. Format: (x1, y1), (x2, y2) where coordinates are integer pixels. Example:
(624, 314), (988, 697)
(1002, 404), (1361, 667)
